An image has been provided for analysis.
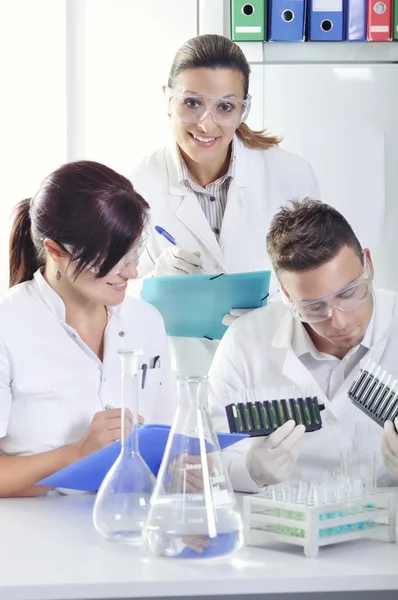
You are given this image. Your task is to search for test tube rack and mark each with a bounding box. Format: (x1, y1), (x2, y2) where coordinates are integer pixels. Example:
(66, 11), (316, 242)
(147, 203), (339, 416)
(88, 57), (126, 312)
(348, 361), (398, 430)
(226, 397), (324, 436)
(243, 490), (396, 558)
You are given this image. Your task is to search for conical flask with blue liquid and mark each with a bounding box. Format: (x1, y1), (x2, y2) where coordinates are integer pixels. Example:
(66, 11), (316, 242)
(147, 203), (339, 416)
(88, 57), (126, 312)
(143, 375), (243, 558)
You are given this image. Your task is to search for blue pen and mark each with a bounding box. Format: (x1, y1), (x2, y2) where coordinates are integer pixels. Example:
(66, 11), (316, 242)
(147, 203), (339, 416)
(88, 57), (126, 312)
(155, 225), (177, 246)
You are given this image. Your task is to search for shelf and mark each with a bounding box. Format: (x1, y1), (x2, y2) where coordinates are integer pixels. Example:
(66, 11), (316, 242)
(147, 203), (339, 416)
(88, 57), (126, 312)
(236, 41), (398, 64)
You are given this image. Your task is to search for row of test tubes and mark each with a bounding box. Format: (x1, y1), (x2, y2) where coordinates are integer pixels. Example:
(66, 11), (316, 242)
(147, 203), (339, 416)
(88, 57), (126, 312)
(258, 435), (378, 540)
(348, 359), (398, 426)
(260, 478), (377, 539)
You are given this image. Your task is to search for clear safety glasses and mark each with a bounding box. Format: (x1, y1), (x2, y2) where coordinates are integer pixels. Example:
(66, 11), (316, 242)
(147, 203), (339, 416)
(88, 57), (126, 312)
(168, 92), (251, 127)
(281, 260), (373, 324)
(62, 234), (148, 276)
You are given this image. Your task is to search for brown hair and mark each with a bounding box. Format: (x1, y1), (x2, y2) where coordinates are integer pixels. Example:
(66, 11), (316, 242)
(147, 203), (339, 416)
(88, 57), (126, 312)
(9, 161), (149, 287)
(266, 198), (363, 274)
(167, 34), (281, 150)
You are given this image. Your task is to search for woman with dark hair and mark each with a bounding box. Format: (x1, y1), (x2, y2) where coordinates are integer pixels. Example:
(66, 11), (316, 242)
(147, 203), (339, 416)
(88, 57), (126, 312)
(0, 160), (175, 498)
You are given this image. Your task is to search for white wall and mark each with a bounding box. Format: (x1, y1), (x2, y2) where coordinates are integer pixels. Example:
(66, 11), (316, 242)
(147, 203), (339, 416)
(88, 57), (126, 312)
(0, 0), (67, 293)
(82, 0), (198, 175)
(0, 0), (200, 294)
(261, 64), (398, 291)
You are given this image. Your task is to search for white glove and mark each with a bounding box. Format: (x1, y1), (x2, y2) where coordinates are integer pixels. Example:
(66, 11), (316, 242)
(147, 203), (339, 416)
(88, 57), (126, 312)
(246, 420), (305, 486)
(381, 418), (398, 481)
(154, 247), (203, 276)
(222, 308), (256, 327)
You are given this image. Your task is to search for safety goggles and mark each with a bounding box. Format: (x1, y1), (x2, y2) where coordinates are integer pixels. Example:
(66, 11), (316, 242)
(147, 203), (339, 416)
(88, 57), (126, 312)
(62, 234), (148, 276)
(167, 92), (251, 127)
(281, 260), (373, 324)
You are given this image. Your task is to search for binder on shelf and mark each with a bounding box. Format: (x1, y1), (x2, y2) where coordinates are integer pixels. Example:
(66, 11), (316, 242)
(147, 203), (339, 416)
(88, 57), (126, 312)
(367, 0), (392, 40)
(231, 0), (267, 41)
(345, 0), (367, 39)
(268, 0), (306, 40)
(394, 0), (398, 38)
(307, 0), (344, 40)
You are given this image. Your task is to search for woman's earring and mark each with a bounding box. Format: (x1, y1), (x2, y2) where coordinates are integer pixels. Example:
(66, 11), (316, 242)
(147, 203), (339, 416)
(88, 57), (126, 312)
(56, 268), (61, 281)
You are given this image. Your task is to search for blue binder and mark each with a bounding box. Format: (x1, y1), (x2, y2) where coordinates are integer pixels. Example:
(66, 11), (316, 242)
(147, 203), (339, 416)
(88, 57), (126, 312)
(142, 271), (271, 341)
(268, 0), (306, 41)
(308, 0), (344, 40)
(37, 425), (249, 492)
(345, 0), (367, 40)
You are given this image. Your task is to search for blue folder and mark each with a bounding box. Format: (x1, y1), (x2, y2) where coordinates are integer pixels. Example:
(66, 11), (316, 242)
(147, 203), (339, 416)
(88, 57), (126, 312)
(308, 0), (343, 40)
(37, 425), (249, 492)
(268, 0), (306, 41)
(142, 271), (271, 341)
(345, 0), (367, 40)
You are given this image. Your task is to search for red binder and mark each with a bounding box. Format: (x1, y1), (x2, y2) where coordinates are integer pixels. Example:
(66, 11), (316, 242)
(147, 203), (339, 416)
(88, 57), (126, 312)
(367, 0), (393, 40)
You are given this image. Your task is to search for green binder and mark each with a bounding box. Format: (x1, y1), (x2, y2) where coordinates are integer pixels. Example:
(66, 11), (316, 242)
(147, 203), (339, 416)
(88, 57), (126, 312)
(394, 0), (398, 40)
(231, 0), (266, 41)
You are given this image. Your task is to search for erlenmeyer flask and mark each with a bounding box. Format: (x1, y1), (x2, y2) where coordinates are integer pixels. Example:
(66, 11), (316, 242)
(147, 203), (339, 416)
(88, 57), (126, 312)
(143, 375), (243, 559)
(93, 349), (156, 544)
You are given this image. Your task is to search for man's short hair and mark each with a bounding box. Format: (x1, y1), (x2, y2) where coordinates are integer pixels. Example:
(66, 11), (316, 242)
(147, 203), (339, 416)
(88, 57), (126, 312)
(266, 198), (363, 274)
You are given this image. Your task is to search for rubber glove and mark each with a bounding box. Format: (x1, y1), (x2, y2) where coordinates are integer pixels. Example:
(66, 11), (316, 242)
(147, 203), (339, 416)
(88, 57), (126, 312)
(246, 420), (305, 486)
(154, 247), (203, 276)
(381, 418), (398, 481)
(222, 308), (256, 327)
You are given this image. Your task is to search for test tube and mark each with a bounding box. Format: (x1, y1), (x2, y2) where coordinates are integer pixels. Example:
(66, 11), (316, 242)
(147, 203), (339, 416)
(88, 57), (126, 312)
(301, 398), (312, 426)
(268, 401), (279, 429)
(285, 399), (295, 421)
(379, 386), (398, 421)
(235, 403), (245, 432)
(241, 402), (253, 431)
(375, 379), (398, 421)
(348, 359), (373, 398)
(248, 402), (262, 430)
(309, 397), (321, 425)
(275, 400), (286, 426)
(352, 362), (377, 401)
(369, 372), (392, 415)
(340, 447), (351, 481)
(360, 365), (383, 407)
(258, 401), (271, 430)
(293, 399), (303, 425)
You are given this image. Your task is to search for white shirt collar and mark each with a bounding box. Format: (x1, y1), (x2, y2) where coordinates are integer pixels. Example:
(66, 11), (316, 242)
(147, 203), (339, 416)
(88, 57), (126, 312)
(32, 268), (118, 323)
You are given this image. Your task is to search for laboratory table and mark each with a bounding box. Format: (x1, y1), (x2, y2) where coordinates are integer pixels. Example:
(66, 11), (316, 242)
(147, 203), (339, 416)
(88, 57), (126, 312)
(0, 494), (398, 600)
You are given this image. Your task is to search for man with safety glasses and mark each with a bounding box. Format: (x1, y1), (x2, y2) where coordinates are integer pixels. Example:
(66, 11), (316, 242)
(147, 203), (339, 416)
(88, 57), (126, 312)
(209, 198), (398, 492)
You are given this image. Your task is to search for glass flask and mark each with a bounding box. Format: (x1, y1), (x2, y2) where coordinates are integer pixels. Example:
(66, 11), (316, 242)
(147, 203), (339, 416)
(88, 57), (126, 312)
(93, 349), (156, 544)
(143, 375), (243, 559)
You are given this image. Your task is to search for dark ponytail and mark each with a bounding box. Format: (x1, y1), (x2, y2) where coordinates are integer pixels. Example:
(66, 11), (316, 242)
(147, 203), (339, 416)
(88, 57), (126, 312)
(9, 199), (41, 288)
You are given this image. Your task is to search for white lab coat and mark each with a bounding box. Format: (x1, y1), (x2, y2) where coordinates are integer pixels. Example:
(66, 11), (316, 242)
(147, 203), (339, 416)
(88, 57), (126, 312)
(131, 136), (320, 376)
(0, 270), (176, 456)
(133, 136), (320, 276)
(208, 289), (398, 493)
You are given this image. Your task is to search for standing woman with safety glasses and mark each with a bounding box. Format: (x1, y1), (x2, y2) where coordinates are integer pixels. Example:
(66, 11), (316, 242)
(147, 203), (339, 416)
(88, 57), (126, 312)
(0, 161), (175, 498)
(131, 34), (320, 374)
(133, 33), (320, 282)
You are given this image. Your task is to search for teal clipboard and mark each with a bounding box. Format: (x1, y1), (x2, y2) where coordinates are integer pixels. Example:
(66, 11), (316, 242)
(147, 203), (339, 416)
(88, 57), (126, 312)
(142, 271), (271, 340)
